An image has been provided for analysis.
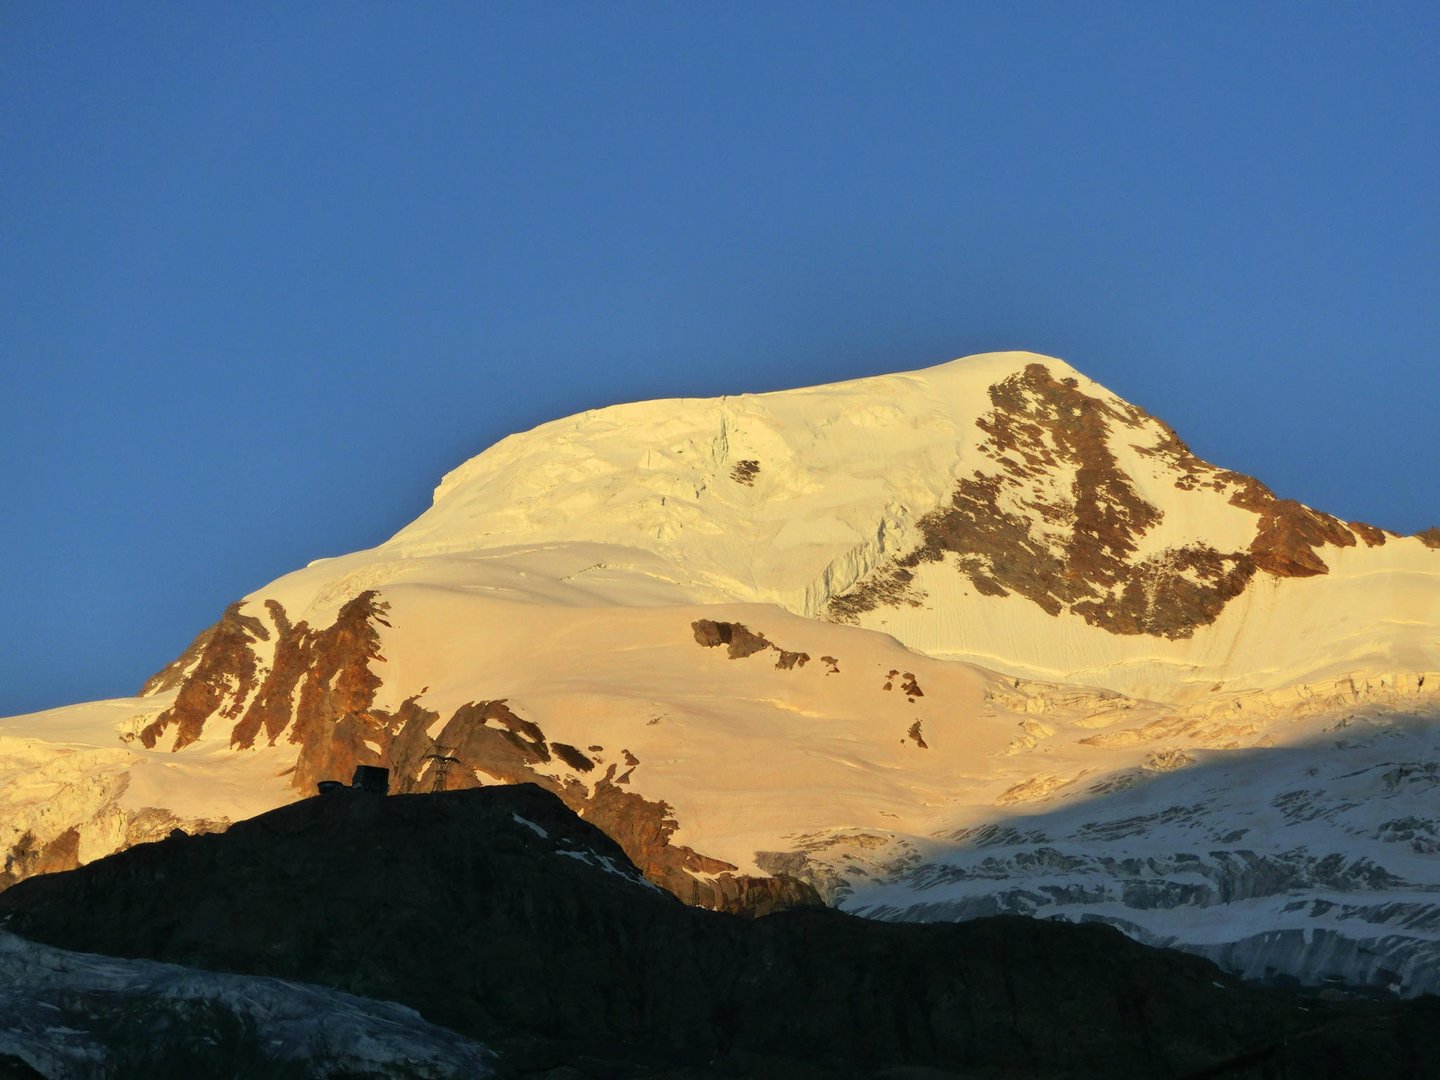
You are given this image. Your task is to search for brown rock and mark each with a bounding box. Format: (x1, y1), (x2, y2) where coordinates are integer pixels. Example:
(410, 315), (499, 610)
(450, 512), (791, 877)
(1249, 500), (1355, 577)
(378, 696), (814, 913)
(550, 742), (595, 772)
(690, 619), (810, 663)
(1349, 521), (1390, 547)
(231, 600), (307, 748)
(828, 362), (1391, 638)
(691, 618), (728, 648)
(138, 602), (270, 750)
(691, 618), (772, 657)
(730, 459), (760, 485)
(0, 828), (80, 890)
(285, 592), (392, 793)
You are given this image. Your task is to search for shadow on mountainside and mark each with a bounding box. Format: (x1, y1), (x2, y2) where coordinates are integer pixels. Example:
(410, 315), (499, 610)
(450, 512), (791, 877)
(0, 784), (1437, 1078)
(791, 713), (1440, 996)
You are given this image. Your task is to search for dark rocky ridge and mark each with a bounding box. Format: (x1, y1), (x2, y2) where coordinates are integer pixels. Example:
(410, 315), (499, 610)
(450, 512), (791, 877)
(1, 784), (1435, 1078)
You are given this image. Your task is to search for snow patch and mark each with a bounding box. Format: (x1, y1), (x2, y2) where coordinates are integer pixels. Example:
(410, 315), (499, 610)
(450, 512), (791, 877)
(511, 813), (548, 839)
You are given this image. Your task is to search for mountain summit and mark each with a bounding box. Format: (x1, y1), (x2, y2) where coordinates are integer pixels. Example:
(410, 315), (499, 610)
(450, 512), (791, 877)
(3, 351), (1438, 993)
(233, 350), (1436, 703)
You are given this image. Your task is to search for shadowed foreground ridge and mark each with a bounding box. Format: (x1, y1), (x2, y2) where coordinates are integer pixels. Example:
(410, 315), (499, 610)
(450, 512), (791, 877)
(1, 785), (1437, 1078)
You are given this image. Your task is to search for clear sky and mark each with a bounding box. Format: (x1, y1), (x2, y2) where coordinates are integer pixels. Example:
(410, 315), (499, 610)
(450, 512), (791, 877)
(3, 3), (1437, 716)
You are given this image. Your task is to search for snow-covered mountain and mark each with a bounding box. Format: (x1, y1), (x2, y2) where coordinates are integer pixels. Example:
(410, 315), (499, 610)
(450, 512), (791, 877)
(4, 350), (1438, 991)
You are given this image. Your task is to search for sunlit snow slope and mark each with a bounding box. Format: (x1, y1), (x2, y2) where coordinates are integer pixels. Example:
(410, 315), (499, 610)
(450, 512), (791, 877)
(371, 350), (1440, 702)
(3, 351), (1438, 994)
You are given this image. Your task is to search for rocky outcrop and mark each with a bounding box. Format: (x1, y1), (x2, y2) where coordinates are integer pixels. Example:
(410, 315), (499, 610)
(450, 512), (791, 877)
(691, 619), (811, 670)
(138, 602), (257, 697)
(4, 784), (1437, 1078)
(691, 618), (773, 657)
(138, 603), (270, 750)
(1242, 496), (1356, 577)
(0, 830), (79, 891)
(138, 591), (391, 774)
(320, 692), (821, 916)
(829, 362), (1394, 637)
(228, 599), (305, 749)
(1349, 520), (1390, 547)
(128, 597), (817, 915)
(729, 459), (760, 485)
(882, 669), (924, 697)
(286, 592), (391, 792)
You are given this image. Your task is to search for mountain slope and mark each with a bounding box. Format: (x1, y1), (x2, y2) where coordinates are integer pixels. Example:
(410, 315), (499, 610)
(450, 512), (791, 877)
(0, 930), (495, 1079)
(2, 350), (1437, 993)
(366, 351), (1440, 701)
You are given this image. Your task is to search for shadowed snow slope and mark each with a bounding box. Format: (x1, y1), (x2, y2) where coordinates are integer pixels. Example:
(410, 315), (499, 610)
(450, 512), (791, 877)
(0, 930), (495, 1079)
(2, 351), (1437, 998)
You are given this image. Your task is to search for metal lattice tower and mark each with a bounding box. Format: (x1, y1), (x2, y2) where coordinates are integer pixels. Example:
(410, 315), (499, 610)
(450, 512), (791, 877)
(423, 745), (461, 792)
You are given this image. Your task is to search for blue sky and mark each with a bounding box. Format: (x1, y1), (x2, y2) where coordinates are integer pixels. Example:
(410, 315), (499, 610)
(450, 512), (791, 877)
(3, 3), (1437, 715)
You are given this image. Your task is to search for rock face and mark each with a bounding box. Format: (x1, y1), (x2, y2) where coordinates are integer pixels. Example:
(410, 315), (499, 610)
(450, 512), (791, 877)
(3, 784), (1438, 1079)
(384, 694), (819, 913)
(141, 591), (388, 772)
(827, 362), (1388, 636)
(128, 599), (821, 915)
(139, 601), (272, 749)
(692, 618), (810, 668)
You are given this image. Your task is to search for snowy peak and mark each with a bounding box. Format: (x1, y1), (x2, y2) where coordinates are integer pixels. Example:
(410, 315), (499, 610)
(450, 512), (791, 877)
(263, 349), (1433, 701)
(831, 359), (1384, 635)
(395, 351), (1410, 609)
(114, 347), (1440, 752)
(378, 352), (1050, 615)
